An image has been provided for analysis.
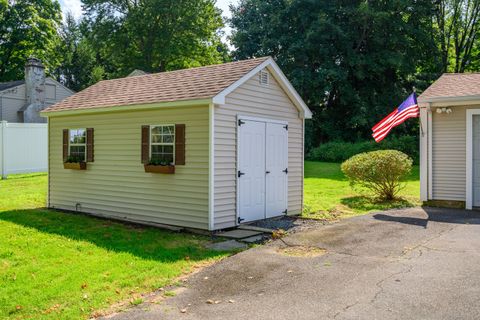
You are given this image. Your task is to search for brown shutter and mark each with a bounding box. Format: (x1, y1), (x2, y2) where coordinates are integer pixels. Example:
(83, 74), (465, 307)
(175, 124), (185, 165)
(141, 125), (150, 164)
(86, 128), (94, 162)
(63, 129), (69, 162)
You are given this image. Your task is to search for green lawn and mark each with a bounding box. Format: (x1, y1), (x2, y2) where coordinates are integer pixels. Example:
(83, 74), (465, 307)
(0, 174), (227, 319)
(0, 163), (420, 318)
(303, 161), (420, 220)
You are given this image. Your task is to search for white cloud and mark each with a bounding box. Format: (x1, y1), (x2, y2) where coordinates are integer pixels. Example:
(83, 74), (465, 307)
(58, 0), (83, 20)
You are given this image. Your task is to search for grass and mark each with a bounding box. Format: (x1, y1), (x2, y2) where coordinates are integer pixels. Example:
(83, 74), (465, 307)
(0, 163), (420, 318)
(303, 161), (420, 220)
(0, 173), (228, 319)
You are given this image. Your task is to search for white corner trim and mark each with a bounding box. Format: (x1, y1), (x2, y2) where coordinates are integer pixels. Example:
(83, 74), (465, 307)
(212, 58), (313, 119)
(465, 109), (480, 210)
(419, 106), (428, 201)
(208, 103), (215, 230)
(427, 109), (433, 200)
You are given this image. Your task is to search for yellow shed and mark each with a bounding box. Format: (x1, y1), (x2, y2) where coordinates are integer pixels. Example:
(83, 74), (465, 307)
(41, 57), (312, 231)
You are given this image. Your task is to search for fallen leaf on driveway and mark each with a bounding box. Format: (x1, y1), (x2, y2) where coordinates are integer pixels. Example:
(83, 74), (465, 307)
(206, 299), (214, 304)
(228, 299), (235, 303)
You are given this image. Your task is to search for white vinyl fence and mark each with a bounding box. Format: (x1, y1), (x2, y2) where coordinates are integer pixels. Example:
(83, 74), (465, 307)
(0, 121), (48, 178)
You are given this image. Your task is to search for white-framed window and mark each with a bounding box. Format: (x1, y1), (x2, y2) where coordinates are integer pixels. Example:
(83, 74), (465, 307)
(150, 125), (175, 164)
(69, 128), (86, 162)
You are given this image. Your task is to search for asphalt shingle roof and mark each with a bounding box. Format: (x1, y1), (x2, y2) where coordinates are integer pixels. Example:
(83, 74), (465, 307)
(43, 57), (270, 113)
(0, 80), (24, 92)
(419, 73), (480, 101)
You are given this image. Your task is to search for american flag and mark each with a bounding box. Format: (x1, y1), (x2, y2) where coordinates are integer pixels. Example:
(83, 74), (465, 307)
(372, 93), (419, 142)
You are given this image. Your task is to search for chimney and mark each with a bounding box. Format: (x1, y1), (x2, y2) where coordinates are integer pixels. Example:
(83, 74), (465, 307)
(23, 57), (46, 123)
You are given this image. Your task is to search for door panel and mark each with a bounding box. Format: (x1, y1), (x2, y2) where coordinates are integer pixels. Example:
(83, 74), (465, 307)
(265, 123), (288, 218)
(238, 120), (266, 222)
(473, 115), (480, 206)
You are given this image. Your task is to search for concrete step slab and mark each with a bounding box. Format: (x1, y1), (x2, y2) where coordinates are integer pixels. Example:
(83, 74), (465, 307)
(240, 234), (268, 243)
(206, 240), (248, 251)
(215, 229), (263, 239)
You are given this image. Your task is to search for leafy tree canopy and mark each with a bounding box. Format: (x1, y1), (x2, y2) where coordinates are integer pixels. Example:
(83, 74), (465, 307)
(81, 0), (228, 78)
(0, 0), (62, 81)
(230, 0), (441, 144)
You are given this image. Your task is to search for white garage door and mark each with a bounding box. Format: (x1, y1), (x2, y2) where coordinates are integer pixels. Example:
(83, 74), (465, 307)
(237, 117), (288, 223)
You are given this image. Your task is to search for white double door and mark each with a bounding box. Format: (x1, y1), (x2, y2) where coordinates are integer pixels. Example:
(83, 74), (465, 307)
(238, 118), (288, 223)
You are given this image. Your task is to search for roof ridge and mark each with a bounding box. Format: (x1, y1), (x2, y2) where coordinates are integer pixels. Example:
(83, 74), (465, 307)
(101, 57), (271, 83)
(442, 72), (480, 75)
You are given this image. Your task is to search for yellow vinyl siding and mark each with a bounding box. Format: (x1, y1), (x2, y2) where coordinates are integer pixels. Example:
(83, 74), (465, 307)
(431, 105), (480, 201)
(49, 105), (210, 229)
(214, 69), (304, 229)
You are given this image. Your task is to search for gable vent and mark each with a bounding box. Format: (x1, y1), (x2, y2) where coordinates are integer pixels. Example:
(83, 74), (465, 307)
(259, 70), (269, 85)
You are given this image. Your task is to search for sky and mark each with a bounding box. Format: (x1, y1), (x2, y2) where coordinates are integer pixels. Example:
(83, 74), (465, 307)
(58, 0), (239, 42)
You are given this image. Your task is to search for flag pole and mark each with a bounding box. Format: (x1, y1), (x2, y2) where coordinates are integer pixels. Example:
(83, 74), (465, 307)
(414, 86), (425, 136)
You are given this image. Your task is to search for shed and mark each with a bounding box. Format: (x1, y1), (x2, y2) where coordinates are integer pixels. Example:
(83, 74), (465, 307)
(41, 57), (312, 230)
(419, 73), (480, 209)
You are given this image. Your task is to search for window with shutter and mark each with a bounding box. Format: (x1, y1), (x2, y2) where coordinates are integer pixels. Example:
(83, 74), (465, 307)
(142, 124), (186, 166)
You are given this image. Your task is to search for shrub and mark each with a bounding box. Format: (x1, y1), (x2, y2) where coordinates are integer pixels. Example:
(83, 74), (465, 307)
(341, 150), (413, 200)
(307, 136), (419, 164)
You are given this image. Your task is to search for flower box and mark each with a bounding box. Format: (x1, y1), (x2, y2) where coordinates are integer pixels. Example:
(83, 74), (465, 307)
(63, 162), (87, 170)
(144, 164), (175, 174)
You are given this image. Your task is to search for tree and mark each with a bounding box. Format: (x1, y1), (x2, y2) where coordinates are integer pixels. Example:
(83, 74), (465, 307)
(0, 0), (62, 81)
(230, 0), (440, 145)
(434, 0), (480, 73)
(82, 0), (228, 78)
(54, 13), (104, 91)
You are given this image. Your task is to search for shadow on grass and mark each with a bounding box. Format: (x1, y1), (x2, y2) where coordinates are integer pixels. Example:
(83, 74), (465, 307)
(0, 208), (221, 263)
(340, 195), (416, 212)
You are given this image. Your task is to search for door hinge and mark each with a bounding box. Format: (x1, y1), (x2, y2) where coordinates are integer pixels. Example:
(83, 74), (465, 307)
(238, 217), (244, 224)
(238, 170), (245, 178)
(284, 124), (288, 130)
(283, 168), (288, 174)
(238, 119), (245, 126)
(283, 209), (288, 214)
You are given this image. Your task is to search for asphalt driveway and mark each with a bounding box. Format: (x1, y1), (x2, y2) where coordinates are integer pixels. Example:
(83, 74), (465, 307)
(106, 207), (480, 320)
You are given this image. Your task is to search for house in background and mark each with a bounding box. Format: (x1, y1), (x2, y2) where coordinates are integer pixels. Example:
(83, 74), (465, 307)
(0, 58), (74, 123)
(41, 57), (312, 231)
(419, 73), (480, 210)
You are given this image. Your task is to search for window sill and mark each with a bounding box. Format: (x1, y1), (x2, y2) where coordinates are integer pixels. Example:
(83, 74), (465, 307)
(64, 162), (87, 170)
(144, 164), (175, 174)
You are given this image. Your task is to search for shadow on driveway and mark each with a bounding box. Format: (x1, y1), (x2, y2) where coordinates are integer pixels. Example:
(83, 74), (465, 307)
(373, 206), (480, 228)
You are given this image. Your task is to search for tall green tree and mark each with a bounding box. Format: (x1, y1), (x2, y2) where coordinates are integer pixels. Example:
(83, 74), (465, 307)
(230, 0), (440, 146)
(82, 0), (228, 78)
(54, 13), (104, 91)
(434, 0), (480, 72)
(0, 0), (62, 81)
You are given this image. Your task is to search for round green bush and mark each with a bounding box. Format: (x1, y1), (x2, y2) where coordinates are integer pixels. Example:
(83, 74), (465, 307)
(341, 150), (413, 200)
